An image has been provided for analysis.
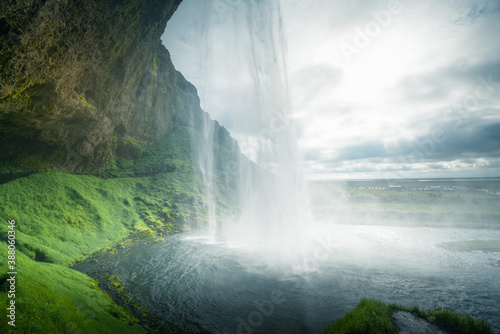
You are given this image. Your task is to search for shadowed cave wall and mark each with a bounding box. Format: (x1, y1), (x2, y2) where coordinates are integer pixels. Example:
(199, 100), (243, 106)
(0, 0), (237, 174)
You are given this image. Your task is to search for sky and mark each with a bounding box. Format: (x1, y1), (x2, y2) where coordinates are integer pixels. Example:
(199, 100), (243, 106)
(162, 0), (500, 180)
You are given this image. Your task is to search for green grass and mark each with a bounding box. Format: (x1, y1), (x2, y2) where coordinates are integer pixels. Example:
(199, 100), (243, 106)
(398, 306), (493, 334)
(438, 240), (500, 252)
(0, 251), (143, 333)
(324, 298), (493, 334)
(324, 299), (398, 334)
(0, 126), (239, 333)
(0, 170), (180, 333)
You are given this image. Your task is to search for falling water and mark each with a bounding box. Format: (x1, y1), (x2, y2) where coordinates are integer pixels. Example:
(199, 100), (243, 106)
(194, 114), (217, 242)
(189, 0), (313, 266)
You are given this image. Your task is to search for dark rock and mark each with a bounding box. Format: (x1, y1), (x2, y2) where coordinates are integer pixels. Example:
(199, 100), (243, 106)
(0, 0), (239, 174)
(116, 142), (143, 159)
(391, 311), (448, 334)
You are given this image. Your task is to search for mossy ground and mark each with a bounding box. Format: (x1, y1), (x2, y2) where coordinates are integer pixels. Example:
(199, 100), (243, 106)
(0, 126), (237, 333)
(324, 299), (398, 334)
(324, 298), (493, 334)
(0, 171), (172, 333)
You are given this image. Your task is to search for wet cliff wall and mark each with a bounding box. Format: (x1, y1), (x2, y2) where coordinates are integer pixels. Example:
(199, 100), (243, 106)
(0, 0), (237, 174)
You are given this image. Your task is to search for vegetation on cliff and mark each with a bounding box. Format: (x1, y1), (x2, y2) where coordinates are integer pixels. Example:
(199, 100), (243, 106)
(0, 124), (240, 333)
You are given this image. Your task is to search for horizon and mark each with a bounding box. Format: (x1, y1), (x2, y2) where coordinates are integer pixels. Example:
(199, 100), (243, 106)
(306, 175), (500, 182)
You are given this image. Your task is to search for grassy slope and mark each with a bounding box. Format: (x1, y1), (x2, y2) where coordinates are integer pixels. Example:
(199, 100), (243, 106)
(324, 298), (493, 334)
(0, 172), (152, 333)
(0, 126), (237, 333)
(0, 251), (140, 333)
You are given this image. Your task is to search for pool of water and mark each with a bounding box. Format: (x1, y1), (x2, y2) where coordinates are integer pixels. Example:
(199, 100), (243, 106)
(109, 224), (500, 333)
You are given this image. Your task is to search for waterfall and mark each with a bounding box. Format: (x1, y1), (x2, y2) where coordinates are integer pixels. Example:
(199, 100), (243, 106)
(180, 0), (313, 265)
(195, 114), (217, 242)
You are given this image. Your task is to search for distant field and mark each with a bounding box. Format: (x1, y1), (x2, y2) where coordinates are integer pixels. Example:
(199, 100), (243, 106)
(308, 178), (500, 229)
(437, 240), (500, 252)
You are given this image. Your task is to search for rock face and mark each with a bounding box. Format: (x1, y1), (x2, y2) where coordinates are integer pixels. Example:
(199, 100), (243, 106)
(0, 0), (238, 172)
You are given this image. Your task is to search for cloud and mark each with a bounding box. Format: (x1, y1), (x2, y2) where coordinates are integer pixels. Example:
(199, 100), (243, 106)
(301, 113), (500, 178)
(391, 59), (500, 105)
(163, 0), (500, 179)
(291, 63), (343, 107)
(428, 120), (500, 159)
(452, 0), (500, 25)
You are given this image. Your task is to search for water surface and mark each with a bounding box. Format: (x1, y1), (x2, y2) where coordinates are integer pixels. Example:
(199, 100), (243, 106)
(110, 224), (500, 333)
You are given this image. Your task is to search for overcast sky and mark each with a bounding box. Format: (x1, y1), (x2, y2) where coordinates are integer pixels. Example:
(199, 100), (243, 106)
(162, 0), (500, 180)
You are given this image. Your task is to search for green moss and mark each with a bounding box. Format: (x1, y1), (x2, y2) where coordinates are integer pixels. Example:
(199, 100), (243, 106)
(324, 299), (398, 334)
(434, 309), (492, 333)
(0, 173), (136, 265)
(0, 164), (204, 265)
(76, 92), (95, 109)
(106, 275), (126, 294)
(396, 305), (493, 334)
(324, 299), (493, 334)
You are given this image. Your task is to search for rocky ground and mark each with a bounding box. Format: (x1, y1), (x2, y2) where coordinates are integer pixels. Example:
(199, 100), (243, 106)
(392, 311), (448, 334)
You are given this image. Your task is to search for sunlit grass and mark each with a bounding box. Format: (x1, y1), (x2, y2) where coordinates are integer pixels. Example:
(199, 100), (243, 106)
(0, 126), (227, 333)
(0, 170), (164, 333)
(0, 250), (142, 333)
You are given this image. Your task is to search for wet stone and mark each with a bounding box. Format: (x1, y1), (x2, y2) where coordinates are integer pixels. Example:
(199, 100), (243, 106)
(391, 311), (448, 334)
